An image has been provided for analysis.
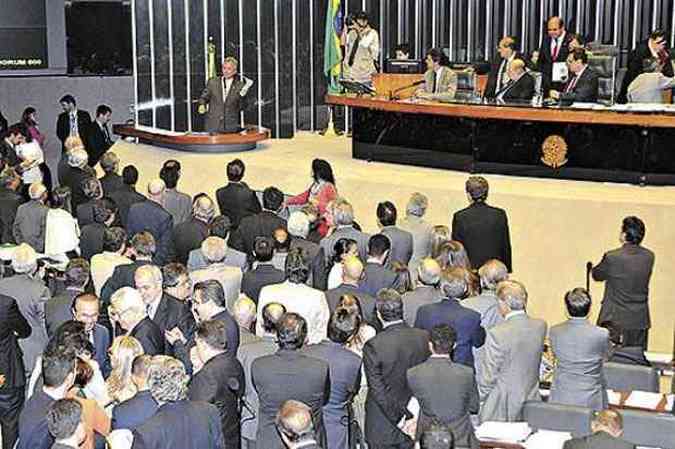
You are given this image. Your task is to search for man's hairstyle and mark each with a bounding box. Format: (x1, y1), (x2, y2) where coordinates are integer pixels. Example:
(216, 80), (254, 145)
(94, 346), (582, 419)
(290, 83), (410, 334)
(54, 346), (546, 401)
(569, 47), (588, 64)
(287, 211), (310, 238)
(122, 165), (139, 185)
(547, 16), (565, 28)
(465, 176), (489, 202)
(50, 187), (71, 210)
(82, 177), (102, 200)
(100, 152), (119, 173)
(226, 159), (245, 181)
(478, 259), (508, 291)
(147, 355), (189, 402)
(650, 28), (667, 41)
(376, 288), (404, 322)
(131, 232), (156, 257)
(60, 94), (76, 106)
(438, 267), (468, 300)
(92, 199), (113, 224)
(132, 354), (152, 378)
(46, 398), (82, 440)
(377, 201), (397, 226)
(96, 104), (112, 117)
(406, 192), (429, 217)
(262, 302), (287, 333)
(642, 57), (661, 73)
(420, 424), (455, 449)
(202, 236), (227, 263)
(418, 258), (441, 286)
(262, 186), (284, 211)
(11, 243), (37, 274)
(64, 258), (90, 287)
(496, 280), (528, 311)
(499, 36), (517, 50)
(29, 181), (47, 200)
(196, 320), (229, 351)
(333, 198), (355, 226)
(328, 307), (360, 344)
(253, 236), (275, 262)
(569, 32), (586, 46)
(159, 163), (180, 189)
(394, 43), (410, 55)
(276, 400), (315, 443)
(426, 48), (447, 65)
(285, 247), (310, 284)
(162, 263), (188, 288)
(42, 349), (77, 388)
(193, 279), (227, 307)
(430, 324), (457, 355)
(591, 409), (624, 435)
(103, 227), (127, 252)
(223, 56), (239, 67)
(622, 216), (645, 245)
(277, 312), (308, 350)
(368, 234), (391, 258)
(273, 228), (291, 252)
(209, 215), (232, 239)
(564, 287), (592, 318)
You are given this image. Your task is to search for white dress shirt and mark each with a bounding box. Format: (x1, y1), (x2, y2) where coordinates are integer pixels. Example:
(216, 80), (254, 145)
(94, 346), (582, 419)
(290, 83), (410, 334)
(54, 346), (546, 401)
(44, 208), (80, 257)
(90, 252), (132, 296)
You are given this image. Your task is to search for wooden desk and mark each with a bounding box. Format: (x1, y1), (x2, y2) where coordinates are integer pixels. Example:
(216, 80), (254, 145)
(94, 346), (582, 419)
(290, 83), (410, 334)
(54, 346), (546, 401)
(372, 73), (489, 99)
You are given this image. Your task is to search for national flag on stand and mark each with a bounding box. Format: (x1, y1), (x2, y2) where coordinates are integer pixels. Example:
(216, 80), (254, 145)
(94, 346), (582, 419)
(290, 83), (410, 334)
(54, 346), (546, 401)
(324, 0), (343, 94)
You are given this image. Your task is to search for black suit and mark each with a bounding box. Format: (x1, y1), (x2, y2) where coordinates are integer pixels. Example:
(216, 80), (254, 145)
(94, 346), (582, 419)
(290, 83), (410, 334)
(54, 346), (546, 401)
(76, 201), (96, 227)
(0, 111), (7, 135)
(230, 211), (286, 255)
(252, 349), (331, 449)
(0, 294), (31, 449)
(0, 186), (23, 244)
(150, 293), (196, 355)
(363, 322), (430, 449)
(79, 222), (106, 261)
(563, 431), (635, 449)
(559, 66), (599, 104)
(44, 288), (82, 337)
(0, 141), (19, 168)
(537, 32), (573, 93)
(56, 110), (92, 150)
(100, 173), (124, 196)
(99, 259), (154, 331)
(85, 121), (113, 167)
(216, 182), (262, 228)
(129, 317), (165, 355)
(108, 185), (146, 228)
(188, 352), (245, 449)
(173, 218), (209, 265)
(484, 52), (525, 98)
(496, 72), (535, 102)
(127, 201), (175, 265)
(451, 202), (512, 272)
(17, 391), (54, 449)
(61, 166), (92, 213)
(112, 390), (159, 431)
(618, 39), (674, 104)
(131, 400), (225, 449)
(241, 263), (285, 304)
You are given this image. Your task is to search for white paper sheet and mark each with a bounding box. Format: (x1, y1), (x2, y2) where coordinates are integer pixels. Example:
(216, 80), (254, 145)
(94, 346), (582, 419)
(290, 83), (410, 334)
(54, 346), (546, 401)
(475, 421), (532, 443)
(523, 430), (572, 449)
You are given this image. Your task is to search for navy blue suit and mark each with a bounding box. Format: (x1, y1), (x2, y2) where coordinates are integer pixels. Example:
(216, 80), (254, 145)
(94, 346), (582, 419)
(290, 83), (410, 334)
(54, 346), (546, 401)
(91, 323), (111, 377)
(129, 317), (165, 356)
(112, 390), (159, 431)
(17, 391), (55, 449)
(415, 299), (486, 368)
(127, 201), (175, 266)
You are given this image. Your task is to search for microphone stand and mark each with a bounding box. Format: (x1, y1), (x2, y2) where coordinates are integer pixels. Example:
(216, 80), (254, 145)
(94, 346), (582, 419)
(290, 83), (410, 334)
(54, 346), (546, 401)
(389, 80), (426, 100)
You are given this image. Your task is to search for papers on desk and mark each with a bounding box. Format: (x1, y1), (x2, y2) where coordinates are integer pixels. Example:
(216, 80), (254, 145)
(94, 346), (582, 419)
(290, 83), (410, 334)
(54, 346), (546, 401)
(475, 421), (532, 443)
(645, 351), (673, 365)
(523, 430), (572, 449)
(608, 103), (675, 112)
(607, 389), (623, 406)
(624, 391), (674, 411)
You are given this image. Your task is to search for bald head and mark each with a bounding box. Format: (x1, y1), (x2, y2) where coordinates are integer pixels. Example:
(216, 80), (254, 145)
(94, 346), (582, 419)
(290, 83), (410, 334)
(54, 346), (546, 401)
(478, 259), (508, 291)
(342, 256), (364, 284)
(261, 302), (287, 334)
(276, 400), (315, 444)
(147, 179), (166, 201)
(28, 182), (47, 201)
(417, 258), (441, 286)
(193, 195), (216, 223)
(591, 410), (624, 437)
(232, 295), (256, 329)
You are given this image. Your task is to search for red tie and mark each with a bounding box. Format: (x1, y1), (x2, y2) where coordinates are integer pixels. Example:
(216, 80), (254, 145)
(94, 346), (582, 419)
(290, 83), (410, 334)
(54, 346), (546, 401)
(552, 39), (559, 61)
(565, 75), (579, 93)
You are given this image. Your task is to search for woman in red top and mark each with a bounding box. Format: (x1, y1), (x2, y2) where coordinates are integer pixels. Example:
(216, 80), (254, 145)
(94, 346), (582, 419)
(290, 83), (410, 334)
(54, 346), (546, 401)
(286, 159), (338, 237)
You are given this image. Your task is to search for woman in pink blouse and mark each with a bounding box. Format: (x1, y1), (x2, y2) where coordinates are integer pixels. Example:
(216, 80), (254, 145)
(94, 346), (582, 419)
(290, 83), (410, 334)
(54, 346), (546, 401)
(286, 159), (337, 237)
(21, 107), (46, 147)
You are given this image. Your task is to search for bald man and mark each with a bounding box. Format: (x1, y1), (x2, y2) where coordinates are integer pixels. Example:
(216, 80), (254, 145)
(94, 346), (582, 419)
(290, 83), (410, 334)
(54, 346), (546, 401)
(173, 195), (216, 264)
(402, 258), (443, 326)
(13, 182), (48, 253)
(563, 410), (634, 449)
(494, 58), (535, 102)
(537, 16), (573, 93)
(232, 295), (259, 346)
(276, 400), (321, 449)
(324, 255), (379, 329)
(127, 179), (175, 265)
(485, 36), (524, 98)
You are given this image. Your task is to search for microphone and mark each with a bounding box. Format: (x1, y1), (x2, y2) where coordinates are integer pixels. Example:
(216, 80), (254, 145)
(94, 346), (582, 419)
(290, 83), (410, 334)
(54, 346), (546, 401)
(228, 378), (256, 419)
(389, 79), (427, 100)
(585, 261), (593, 292)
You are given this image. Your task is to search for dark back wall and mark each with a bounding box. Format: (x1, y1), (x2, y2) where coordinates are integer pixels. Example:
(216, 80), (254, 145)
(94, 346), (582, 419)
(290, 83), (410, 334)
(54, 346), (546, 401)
(133, 0), (675, 138)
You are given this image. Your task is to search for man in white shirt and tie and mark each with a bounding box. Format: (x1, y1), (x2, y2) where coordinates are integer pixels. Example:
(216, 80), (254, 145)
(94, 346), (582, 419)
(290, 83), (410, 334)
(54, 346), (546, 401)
(56, 94), (91, 152)
(485, 36), (522, 98)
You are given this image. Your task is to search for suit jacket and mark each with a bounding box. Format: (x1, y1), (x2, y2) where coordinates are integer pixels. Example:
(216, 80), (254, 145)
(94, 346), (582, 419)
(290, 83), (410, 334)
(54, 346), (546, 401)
(320, 225), (370, 263)
(0, 274), (49, 376)
(359, 262), (400, 297)
(150, 293), (196, 355)
(189, 352), (245, 447)
(451, 202), (512, 272)
(108, 185), (146, 228)
(236, 335), (278, 442)
(76, 201), (96, 227)
(99, 173), (124, 196)
(461, 291), (504, 331)
(190, 263), (242, 311)
(559, 66), (599, 104)
(380, 226), (413, 267)
(0, 186), (23, 243)
(0, 140), (19, 167)
(304, 341), (362, 449)
(91, 323), (112, 377)
(79, 222), (106, 261)
(402, 285), (443, 327)
(163, 189), (192, 227)
(57, 110), (92, 147)
(423, 66), (457, 101)
(61, 166), (92, 213)
(188, 246), (249, 272)
(618, 39), (674, 104)
(112, 390), (159, 431)
(414, 299), (485, 368)
(497, 72), (536, 102)
(230, 210), (287, 256)
(562, 431), (635, 449)
(0, 293), (31, 389)
(537, 32), (573, 92)
(477, 313), (547, 422)
(131, 400), (225, 449)
(199, 76), (250, 133)
(17, 390), (55, 449)
(45, 288), (81, 337)
(484, 52), (526, 98)
(216, 182), (261, 228)
(252, 349), (330, 449)
(127, 200), (175, 265)
(549, 318), (609, 410)
(325, 283), (379, 330)
(290, 237), (327, 290)
(213, 309), (241, 354)
(363, 322), (430, 446)
(13, 200), (48, 253)
(85, 121), (113, 167)
(241, 263), (285, 304)
(99, 259), (154, 331)
(399, 215), (434, 275)
(172, 218), (209, 265)
(593, 243), (654, 330)
(129, 317), (165, 356)
(407, 357), (480, 449)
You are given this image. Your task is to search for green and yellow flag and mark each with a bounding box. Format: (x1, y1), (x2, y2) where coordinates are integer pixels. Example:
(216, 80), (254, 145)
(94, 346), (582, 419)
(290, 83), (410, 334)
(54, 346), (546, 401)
(324, 0), (343, 94)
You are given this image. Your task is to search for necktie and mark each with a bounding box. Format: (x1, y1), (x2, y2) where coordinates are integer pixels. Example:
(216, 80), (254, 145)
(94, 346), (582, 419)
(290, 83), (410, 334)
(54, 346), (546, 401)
(103, 123), (111, 143)
(432, 71), (437, 94)
(551, 38), (559, 61)
(565, 75), (579, 93)
(70, 113), (78, 136)
(348, 32), (361, 67)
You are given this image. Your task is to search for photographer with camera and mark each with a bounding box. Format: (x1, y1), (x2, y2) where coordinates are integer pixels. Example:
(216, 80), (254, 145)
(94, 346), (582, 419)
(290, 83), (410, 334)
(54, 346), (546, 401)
(342, 11), (380, 86)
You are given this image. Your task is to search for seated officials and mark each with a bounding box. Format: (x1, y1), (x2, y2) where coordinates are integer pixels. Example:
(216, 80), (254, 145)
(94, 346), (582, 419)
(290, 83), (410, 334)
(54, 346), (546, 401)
(494, 59), (535, 102)
(563, 409), (635, 449)
(550, 48), (599, 104)
(485, 36), (524, 99)
(627, 57), (675, 103)
(416, 48), (457, 101)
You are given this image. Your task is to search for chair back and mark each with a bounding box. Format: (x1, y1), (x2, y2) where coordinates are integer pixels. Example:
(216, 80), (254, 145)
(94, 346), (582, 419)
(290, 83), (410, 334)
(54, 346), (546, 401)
(522, 401), (593, 437)
(604, 361), (660, 393)
(621, 408), (675, 449)
(588, 55), (616, 104)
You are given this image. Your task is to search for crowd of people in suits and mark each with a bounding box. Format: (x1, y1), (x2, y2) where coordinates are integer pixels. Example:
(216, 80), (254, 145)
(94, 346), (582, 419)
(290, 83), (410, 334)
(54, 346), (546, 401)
(0, 100), (659, 449)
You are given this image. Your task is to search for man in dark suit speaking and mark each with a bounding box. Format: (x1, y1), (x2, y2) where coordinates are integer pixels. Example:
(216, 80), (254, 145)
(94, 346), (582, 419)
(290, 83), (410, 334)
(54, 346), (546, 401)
(198, 57), (253, 133)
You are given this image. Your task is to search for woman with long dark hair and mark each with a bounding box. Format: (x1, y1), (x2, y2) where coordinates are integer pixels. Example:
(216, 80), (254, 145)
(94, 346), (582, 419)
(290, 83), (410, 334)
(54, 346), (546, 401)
(21, 107), (46, 147)
(327, 238), (358, 289)
(286, 158), (338, 237)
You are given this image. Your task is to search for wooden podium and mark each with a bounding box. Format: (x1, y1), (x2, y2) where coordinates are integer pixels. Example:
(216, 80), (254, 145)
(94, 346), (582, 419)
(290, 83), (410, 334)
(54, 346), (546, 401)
(372, 73), (424, 99)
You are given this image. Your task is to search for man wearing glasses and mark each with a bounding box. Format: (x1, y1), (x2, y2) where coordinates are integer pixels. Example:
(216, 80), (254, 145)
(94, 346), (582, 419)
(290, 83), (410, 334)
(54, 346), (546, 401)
(618, 29), (673, 103)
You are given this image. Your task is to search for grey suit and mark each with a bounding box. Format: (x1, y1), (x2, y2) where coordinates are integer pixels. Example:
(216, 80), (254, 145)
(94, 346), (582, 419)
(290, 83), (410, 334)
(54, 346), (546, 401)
(398, 215), (433, 275)
(562, 431), (635, 449)
(549, 318), (609, 410)
(477, 313), (547, 423)
(380, 227), (413, 267)
(462, 291), (504, 331)
(163, 189), (192, 226)
(423, 67), (458, 101)
(0, 274), (49, 376)
(13, 200), (48, 253)
(407, 357), (480, 449)
(320, 226), (370, 264)
(402, 285), (442, 326)
(187, 247), (248, 273)
(199, 76), (249, 133)
(359, 262), (400, 297)
(239, 327), (260, 347)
